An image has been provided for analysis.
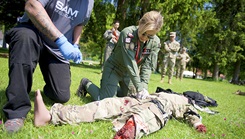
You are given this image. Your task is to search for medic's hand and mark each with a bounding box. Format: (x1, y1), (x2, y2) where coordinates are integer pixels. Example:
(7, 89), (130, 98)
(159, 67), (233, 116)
(196, 124), (207, 133)
(55, 35), (82, 64)
(73, 44), (82, 64)
(136, 88), (150, 99)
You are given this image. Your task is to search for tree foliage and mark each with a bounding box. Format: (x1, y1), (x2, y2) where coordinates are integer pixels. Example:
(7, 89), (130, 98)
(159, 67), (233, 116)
(0, 0), (244, 82)
(0, 1), (25, 29)
(210, 0), (245, 82)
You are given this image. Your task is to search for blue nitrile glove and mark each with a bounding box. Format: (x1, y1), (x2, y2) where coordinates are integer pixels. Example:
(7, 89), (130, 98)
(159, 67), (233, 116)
(73, 44), (82, 64)
(55, 35), (82, 63)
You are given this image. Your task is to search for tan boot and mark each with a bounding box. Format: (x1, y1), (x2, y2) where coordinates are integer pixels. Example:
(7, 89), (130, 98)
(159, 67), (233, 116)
(160, 77), (164, 83)
(168, 78), (172, 84)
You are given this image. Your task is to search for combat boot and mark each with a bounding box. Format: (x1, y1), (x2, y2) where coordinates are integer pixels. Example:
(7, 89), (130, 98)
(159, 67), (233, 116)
(168, 78), (172, 84)
(180, 77), (183, 81)
(76, 78), (90, 97)
(160, 77), (164, 83)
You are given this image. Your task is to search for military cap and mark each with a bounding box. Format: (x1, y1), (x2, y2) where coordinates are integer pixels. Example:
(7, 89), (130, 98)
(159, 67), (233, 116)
(169, 32), (176, 36)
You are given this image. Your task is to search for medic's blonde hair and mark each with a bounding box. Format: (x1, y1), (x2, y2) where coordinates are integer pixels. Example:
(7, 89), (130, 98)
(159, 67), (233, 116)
(138, 11), (164, 35)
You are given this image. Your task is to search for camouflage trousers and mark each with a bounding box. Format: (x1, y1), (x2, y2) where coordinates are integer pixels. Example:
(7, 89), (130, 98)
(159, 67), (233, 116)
(176, 63), (186, 79)
(161, 56), (176, 79)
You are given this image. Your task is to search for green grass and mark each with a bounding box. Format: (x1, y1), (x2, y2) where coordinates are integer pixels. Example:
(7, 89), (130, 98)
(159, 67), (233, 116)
(0, 50), (245, 139)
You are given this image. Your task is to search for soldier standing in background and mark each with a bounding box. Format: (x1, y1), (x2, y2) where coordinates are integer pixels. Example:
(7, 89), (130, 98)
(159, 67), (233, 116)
(176, 47), (190, 81)
(160, 32), (180, 84)
(101, 20), (120, 73)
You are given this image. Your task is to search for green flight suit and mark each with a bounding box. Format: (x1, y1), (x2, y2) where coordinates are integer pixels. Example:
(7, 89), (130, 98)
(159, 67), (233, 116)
(86, 26), (161, 100)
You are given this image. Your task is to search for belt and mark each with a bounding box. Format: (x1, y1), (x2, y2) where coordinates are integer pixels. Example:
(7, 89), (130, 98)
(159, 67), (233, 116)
(150, 99), (166, 115)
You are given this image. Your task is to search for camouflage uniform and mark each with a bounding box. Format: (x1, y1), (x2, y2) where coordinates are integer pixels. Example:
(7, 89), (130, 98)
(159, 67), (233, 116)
(86, 26), (161, 100)
(102, 29), (120, 72)
(176, 48), (190, 80)
(161, 32), (180, 82)
(50, 92), (203, 139)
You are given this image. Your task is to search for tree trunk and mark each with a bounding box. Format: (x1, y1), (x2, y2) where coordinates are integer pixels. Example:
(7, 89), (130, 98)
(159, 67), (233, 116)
(100, 46), (103, 65)
(2, 25), (8, 49)
(115, 0), (127, 29)
(140, 0), (149, 16)
(231, 60), (241, 84)
(212, 62), (219, 81)
(203, 69), (207, 79)
(192, 68), (196, 79)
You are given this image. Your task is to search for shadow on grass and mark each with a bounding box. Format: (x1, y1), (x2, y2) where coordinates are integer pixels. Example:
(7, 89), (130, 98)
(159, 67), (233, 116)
(70, 62), (101, 69)
(0, 48), (9, 58)
(0, 89), (7, 121)
(0, 48), (8, 53)
(79, 96), (94, 103)
(70, 61), (102, 75)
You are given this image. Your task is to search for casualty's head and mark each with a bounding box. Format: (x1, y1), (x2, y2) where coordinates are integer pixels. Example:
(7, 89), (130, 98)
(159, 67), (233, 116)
(138, 11), (164, 42)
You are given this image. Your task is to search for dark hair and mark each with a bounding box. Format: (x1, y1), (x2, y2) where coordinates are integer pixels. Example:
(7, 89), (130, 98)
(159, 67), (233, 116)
(113, 20), (120, 24)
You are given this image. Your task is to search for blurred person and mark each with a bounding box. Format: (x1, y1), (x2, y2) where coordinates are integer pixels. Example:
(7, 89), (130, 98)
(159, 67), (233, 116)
(234, 90), (245, 96)
(176, 47), (190, 81)
(3, 0), (94, 133)
(77, 11), (163, 101)
(160, 32), (180, 84)
(101, 20), (120, 73)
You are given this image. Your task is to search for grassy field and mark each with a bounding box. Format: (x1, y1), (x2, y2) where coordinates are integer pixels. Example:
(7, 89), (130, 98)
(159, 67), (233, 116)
(0, 51), (245, 139)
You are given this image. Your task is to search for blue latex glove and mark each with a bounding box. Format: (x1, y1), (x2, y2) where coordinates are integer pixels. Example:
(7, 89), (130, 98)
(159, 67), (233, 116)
(55, 35), (82, 64)
(73, 44), (82, 64)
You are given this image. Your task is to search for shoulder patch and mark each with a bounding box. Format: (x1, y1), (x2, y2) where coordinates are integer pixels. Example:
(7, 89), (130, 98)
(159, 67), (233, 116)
(127, 33), (134, 38)
(125, 37), (131, 44)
